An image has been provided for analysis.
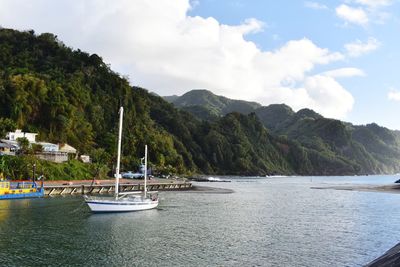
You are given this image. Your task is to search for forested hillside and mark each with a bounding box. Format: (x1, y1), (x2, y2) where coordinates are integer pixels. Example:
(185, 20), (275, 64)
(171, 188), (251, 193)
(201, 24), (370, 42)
(1, 28), (399, 177)
(0, 28), (285, 176)
(167, 90), (400, 175)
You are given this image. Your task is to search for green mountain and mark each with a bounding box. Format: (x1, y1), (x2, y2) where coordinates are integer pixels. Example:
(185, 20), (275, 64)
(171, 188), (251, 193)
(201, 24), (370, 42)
(0, 28), (399, 177)
(257, 105), (400, 174)
(0, 28), (288, 176)
(254, 104), (295, 131)
(169, 90), (400, 175)
(164, 89), (262, 120)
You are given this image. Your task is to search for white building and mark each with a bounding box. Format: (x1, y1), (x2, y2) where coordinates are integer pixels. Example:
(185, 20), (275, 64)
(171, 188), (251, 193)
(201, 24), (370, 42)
(80, 155), (91, 163)
(6, 129), (38, 143)
(4, 130), (78, 163)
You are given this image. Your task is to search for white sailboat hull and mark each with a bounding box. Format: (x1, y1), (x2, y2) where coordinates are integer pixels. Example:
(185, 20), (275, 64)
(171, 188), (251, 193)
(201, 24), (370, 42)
(85, 196), (159, 213)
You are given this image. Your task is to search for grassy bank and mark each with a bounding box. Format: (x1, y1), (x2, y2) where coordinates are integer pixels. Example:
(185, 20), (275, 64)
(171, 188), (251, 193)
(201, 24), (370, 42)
(0, 155), (109, 181)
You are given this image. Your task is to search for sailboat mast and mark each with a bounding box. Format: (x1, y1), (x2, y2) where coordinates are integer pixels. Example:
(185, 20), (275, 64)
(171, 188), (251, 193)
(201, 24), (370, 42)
(115, 106), (123, 198)
(144, 145), (147, 198)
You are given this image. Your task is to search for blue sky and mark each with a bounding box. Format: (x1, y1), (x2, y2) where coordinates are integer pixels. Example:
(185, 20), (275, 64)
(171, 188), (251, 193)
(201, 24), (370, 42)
(0, 0), (399, 129)
(189, 0), (400, 129)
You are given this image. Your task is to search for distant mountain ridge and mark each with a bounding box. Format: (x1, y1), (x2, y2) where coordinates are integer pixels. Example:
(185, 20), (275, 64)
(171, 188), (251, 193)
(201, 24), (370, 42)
(164, 89), (261, 120)
(166, 89), (400, 174)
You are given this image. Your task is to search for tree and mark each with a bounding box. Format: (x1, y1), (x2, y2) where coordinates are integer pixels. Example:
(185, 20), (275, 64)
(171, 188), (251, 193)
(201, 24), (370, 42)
(0, 157), (9, 180)
(16, 137), (30, 154)
(31, 143), (43, 153)
(0, 118), (16, 138)
(90, 148), (110, 179)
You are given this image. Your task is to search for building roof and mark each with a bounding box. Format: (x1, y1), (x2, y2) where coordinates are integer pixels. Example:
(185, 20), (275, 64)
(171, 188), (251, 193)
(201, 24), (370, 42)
(36, 142), (58, 147)
(0, 142), (14, 148)
(0, 139), (18, 147)
(59, 143), (77, 153)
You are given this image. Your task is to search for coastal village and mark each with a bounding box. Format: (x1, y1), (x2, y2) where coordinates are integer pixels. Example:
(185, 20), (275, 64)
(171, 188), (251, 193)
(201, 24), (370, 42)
(0, 128), (192, 199)
(0, 129), (89, 163)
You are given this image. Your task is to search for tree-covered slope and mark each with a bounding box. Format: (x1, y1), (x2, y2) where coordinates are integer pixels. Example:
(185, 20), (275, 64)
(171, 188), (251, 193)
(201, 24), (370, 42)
(169, 90), (400, 175)
(254, 104), (294, 131)
(0, 28), (290, 176)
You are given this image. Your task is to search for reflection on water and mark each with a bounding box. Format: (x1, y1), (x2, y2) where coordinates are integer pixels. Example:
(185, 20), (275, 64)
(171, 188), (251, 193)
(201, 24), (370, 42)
(0, 200), (10, 222)
(0, 175), (400, 266)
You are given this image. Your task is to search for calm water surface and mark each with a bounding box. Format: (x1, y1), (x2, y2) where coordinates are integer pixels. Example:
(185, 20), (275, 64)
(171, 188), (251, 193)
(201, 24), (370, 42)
(1, 175), (400, 266)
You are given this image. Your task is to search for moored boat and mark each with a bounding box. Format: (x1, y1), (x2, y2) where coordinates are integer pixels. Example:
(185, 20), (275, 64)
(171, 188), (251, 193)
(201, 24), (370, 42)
(0, 180), (44, 200)
(84, 193), (158, 212)
(84, 107), (159, 213)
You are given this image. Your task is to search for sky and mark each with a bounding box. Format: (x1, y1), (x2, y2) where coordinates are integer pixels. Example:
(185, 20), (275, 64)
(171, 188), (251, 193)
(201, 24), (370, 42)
(0, 0), (399, 129)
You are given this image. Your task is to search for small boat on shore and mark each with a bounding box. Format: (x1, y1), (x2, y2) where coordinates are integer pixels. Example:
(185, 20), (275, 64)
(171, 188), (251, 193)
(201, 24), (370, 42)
(84, 107), (158, 213)
(0, 180), (44, 200)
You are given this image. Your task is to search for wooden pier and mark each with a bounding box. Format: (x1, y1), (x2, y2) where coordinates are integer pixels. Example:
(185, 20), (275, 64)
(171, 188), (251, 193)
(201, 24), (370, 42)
(43, 181), (192, 196)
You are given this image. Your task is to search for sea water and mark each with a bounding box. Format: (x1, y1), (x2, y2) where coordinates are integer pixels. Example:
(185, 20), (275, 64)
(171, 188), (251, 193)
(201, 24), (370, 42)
(1, 175), (400, 266)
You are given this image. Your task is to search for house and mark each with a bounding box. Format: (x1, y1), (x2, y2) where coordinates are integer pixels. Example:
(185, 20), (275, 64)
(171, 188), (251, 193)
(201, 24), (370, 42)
(0, 142), (17, 155)
(3, 130), (79, 163)
(34, 142), (70, 163)
(6, 129), (38, 143)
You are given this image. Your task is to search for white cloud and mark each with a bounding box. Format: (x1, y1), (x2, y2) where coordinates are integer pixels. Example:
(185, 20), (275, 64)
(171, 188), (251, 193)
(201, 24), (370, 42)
(322, 68), (365, 78)
(336, 4), (369, 25)
(388, 88), (400, 101)
(345, 37), (381, 57)
(304, 1), (328, 10)
(303, 75), (354, 118)
(351, 0), (392, 8)
(337, 0), (394, 26)
(0, 0), (355, 119)
(236, 18), (265, 34)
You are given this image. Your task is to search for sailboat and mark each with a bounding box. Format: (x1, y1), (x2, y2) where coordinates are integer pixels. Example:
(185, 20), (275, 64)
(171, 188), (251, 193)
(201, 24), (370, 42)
(84, 107), (159, 213)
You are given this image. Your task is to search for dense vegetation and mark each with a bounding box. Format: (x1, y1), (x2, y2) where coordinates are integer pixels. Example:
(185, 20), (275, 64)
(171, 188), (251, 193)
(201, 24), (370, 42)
(167, 90), (400, 175)
(0, 155), (95, 181)
(0, 28), (399, 179)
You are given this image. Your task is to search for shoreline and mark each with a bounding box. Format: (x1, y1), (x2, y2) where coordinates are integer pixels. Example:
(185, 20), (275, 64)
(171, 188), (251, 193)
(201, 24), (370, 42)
(183, 185), (234, 194)
(311, 184), (400, 194)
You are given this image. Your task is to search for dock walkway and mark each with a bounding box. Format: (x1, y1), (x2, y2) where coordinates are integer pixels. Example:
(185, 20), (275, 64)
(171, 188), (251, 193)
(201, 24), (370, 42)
(43, 179), (192, 196)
